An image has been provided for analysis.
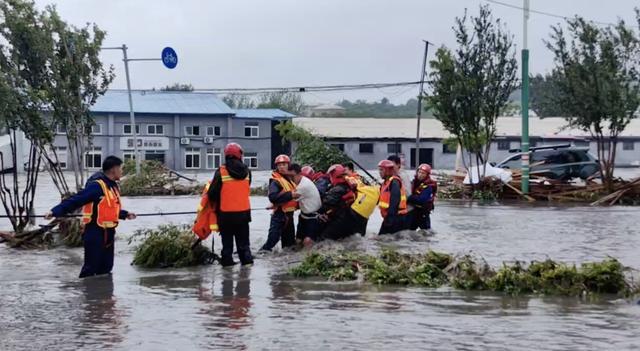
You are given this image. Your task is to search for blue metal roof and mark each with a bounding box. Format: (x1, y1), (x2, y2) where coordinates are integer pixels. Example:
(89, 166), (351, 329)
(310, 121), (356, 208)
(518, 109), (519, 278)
(233, 108), (296, 119)
(92, 90), (234, 115)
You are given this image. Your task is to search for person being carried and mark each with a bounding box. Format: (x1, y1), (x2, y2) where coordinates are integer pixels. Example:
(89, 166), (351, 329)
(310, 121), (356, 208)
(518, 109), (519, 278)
(260, 154), (300, 252)
(45, 156), (136, 278)
(291, 164), (322, 248)
(318, 164), (365, 240)
(206, 143), (254, 267)
(377, 159), (408, 235)
(407, 163), (436, 230)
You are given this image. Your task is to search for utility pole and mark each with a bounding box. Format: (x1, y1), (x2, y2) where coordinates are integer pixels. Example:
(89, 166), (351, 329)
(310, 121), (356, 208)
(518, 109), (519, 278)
(520, 0), (531, 194)
(102, 45), (173, 175)
(415, 40), (431, 170)
(121, 45), (141, 176)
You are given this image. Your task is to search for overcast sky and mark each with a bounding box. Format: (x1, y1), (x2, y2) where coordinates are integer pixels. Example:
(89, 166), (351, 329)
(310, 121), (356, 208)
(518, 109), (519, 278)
(33, 0), (640, 104)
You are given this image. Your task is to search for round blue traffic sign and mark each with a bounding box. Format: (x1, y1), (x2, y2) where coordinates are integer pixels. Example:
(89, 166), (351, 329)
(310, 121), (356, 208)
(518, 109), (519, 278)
(161, 47), (178, 69)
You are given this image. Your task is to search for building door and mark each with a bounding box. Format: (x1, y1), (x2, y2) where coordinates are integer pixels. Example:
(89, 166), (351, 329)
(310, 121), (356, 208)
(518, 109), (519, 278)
(410, 148), (434, 169)
(145, 152), (165, 165)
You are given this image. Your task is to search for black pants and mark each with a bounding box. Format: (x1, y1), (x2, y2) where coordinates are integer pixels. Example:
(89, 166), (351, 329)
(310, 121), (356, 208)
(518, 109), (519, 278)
(219, 220), (253, 266)
(320, 209), (365, 240)
(297, 213), (320, 241)
(408, 210), (431, 230)
(79, 225), (115, 278)
(379, 214), (407, 235)
(262, 210), (295, 251)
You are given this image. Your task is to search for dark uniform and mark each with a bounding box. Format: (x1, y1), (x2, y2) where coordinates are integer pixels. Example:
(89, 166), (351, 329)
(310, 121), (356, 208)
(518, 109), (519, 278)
(51, 173), (130, 278)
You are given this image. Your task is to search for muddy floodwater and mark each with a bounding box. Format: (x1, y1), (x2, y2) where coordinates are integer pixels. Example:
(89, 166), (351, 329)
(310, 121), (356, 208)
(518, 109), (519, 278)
(1, 175), (640, 350)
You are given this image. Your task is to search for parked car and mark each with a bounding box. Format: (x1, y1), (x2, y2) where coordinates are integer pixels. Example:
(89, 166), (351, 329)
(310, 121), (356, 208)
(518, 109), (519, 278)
(494, 144), (600, 180)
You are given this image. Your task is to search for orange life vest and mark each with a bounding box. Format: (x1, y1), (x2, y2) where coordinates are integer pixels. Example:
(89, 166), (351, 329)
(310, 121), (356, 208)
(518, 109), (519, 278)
(219, 166), (251, 212)
(271, 171), (298, 213)
(81, 179), (121, 228)
(378, 175), (408, 218)
(192, 181), (219, 240)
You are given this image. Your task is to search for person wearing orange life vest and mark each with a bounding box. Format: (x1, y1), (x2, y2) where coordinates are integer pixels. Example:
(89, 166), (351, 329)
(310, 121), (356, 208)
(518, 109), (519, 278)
(206, 143), (253, 267)
(378, 159), (408, 235)
(407, 163), (437, 230)
(260, 154), (300, 252)
(45, 156), (136, 278)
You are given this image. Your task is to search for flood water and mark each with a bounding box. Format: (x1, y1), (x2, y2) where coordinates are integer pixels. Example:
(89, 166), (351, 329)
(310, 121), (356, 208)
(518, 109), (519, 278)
(1, 175), (640, 350)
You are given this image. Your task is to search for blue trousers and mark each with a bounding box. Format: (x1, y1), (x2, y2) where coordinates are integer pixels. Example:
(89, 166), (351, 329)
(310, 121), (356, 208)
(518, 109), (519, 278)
(79, 224), (115, 278)
(261, 210), (295, 251)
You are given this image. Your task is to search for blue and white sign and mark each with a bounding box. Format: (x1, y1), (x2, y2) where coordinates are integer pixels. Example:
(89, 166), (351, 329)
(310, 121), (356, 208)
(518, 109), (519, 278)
(161, 47), (178, 69)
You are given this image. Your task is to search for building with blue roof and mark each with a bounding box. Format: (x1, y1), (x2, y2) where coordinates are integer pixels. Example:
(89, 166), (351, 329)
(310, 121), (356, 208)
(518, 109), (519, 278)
(52, 90), (294, 172)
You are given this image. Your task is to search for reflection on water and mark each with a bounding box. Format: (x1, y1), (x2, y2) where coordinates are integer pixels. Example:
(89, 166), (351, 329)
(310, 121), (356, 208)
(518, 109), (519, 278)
(75, 275), (124, 349)
(2, 198), (640, 350)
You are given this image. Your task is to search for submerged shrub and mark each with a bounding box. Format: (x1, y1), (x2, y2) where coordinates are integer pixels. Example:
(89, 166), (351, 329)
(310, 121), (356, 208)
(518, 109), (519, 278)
(291, 250), (638, 297)
(130, 224), (213, 268)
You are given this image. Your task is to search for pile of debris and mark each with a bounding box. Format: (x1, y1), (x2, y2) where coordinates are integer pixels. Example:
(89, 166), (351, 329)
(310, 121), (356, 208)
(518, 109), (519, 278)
(437, 167), (640, 205)
(120, 160), (203, 196)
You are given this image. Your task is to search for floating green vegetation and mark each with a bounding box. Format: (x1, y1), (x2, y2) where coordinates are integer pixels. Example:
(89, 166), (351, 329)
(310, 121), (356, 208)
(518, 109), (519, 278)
(129, 224), (213, 268)
(290, 250), (639, 297)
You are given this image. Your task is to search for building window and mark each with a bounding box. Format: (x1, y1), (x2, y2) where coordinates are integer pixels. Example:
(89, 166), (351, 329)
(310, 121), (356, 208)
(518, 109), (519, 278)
(243, 152), (258, 169)
(206, 126), (221, 136)
(529, 139), (538, 148)
(184, 126), (200, 136)
(602, 142), (610, 151)
(497, 140), (511, 150)
(442, 143), (456, 154)
(331, 143), (345, 152)
(387, 143), (402, 154)
(56, 125), (67, 135)
(147, 124), (164, 135)
(84, 147), (102, 169)
(244, 122), (259, 138)
(623, 141), (634, 151)
(123, 152), (136, 161)
(91, 124), (102, 135)
(184, 148), (201, 169)
(206, 148), (222, 169)
(359, 143), (373, 154)
(53, 146), (67, 169)
(573, 140), (589, 148)
(123, 124), (140, 135)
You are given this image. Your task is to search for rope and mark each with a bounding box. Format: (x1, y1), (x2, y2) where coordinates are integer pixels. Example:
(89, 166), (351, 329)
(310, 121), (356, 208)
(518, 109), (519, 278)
(0, 208), (275, 219)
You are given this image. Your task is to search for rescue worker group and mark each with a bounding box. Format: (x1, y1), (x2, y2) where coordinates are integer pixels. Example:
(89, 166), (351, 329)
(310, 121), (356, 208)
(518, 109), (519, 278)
(45, 142), (437, 278)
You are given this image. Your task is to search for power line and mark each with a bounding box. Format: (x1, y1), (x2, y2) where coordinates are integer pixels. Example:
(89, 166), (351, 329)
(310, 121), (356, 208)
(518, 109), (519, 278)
(483, 0), (616, 26)
(190, 81), (422, 95)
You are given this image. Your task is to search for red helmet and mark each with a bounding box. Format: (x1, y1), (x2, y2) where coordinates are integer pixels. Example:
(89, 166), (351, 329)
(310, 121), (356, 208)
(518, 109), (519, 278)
(301, 166), (315, 179)
(327, 164), (346, 185)
(224, 143), (243, 160)
(378, 160), (395, 177)
(274, 154), (290, 165)
(417, 163), (432, 174)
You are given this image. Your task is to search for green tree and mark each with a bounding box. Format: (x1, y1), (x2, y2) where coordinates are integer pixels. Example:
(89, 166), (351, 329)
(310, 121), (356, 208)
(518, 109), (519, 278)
(529, 72), (568, 117)
(546, 13), (640, 191)
(427, 5), (518, 180)
(0, 0), (52, 233)
(161, 82), (194, 91)
(257, 91), (305, 115)
(222, 93), (256, 109)
(275, 121), (348, 172)
(43, 5), (114, 194)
